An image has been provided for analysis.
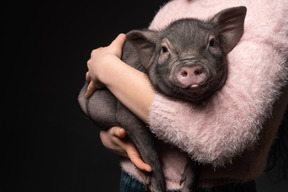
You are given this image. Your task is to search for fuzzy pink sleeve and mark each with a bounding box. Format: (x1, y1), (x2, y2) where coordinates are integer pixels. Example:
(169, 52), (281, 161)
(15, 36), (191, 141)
(149, 40), (288, 166)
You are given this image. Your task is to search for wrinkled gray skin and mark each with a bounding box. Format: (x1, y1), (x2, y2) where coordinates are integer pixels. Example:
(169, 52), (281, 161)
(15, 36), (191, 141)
(78, 7), (246, 192)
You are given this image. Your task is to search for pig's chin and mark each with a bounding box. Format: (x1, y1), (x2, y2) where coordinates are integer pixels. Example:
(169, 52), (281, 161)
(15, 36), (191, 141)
(175, 85), (213, 103)
(151, 73), (225, 103)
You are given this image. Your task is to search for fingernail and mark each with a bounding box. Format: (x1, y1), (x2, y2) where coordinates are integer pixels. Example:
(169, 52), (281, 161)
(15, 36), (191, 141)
(146, 165), (152, 172)
(118, 128), (126, 137)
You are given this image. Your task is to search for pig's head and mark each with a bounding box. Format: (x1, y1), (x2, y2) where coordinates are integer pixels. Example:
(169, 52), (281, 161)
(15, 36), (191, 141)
(127, 6), (247, 103)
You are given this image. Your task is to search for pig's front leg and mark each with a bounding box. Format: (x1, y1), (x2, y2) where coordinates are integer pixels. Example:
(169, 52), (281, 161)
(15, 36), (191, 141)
(116, 102), (166, 192)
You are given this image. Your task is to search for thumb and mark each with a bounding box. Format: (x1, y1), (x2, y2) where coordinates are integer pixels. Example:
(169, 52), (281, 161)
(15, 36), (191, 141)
(109, 33), (126, 57)
(110, 127), (126, 139)
(85, 81), (104, 98)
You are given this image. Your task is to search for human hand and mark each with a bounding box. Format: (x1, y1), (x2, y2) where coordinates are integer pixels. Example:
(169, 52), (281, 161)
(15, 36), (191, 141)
(100, 126), (152, 173)
(85, 34), (126, 98)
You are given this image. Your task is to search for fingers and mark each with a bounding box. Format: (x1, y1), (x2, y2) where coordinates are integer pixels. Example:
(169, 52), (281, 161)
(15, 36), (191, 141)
(110, 33), (126, 48)
(100, 129), (127, 157)
(85, 72), (91, 83)
(125, 142), (152, 172)
(84, 34), (126, 98)
(110, 126), (126, 139)
(109, 127), (152, 172)
(84, 81), (97, 98)
(100, 127), (152, 172)
(84, 72), (105, 98)
(112, 126), (152, 172)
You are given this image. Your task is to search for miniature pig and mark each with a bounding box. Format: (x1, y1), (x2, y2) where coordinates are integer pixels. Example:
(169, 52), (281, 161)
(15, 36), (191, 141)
(78, 6), (246, 192)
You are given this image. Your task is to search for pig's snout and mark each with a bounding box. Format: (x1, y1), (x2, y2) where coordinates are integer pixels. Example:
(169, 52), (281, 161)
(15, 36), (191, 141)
(176, 65), (208, 88)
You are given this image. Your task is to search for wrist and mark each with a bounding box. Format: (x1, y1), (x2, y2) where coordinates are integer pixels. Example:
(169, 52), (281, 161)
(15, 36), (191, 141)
(97, 56), (125, 86)
(96, 55), (154, 124)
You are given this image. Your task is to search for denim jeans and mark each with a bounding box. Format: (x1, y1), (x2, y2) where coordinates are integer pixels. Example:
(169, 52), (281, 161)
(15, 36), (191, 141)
(120, 171), (257, 192)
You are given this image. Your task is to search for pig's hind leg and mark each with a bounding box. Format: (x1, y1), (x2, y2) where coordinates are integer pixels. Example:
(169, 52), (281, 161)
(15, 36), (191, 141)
(78, 83), (120, 129)
(79, 83), (166, 191)
(116, 103), (166, 192)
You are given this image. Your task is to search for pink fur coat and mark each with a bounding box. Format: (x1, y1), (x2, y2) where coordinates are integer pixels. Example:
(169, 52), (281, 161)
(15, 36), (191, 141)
(121, 0), (288, 190)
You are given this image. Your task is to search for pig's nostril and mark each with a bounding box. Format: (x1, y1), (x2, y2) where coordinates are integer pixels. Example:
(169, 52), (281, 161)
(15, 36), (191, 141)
(176, 65), (208, 88)
(181, 71), (188, 77)
(194, 69), (202, 75)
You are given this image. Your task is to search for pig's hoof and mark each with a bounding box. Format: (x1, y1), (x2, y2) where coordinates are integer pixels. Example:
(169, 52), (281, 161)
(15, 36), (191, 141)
(180, 177), (193, 192)
(151, 187), (164, 192)
(151, 176), (166, 192)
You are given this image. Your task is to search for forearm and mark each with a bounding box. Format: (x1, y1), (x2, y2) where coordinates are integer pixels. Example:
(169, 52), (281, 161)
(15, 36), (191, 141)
(101, 58), (155, 124)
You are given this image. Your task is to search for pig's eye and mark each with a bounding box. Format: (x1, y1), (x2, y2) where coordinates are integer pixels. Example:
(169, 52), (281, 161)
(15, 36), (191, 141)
(209, 39), (217, 47)
(161, 46), (168, 53)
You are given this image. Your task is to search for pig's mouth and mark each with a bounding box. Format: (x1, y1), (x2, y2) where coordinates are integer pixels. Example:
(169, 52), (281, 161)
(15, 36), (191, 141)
(153, 74), (213, 103)
(163, 86), (211, 103)
(172, 70), (227, 103)
(168, 72), (225, 103)
(191, 84), (201, 88)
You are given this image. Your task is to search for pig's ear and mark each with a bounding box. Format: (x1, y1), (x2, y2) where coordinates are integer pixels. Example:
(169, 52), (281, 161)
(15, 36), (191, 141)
(126, 30), (159, 68)
(211, 6), (247, 54)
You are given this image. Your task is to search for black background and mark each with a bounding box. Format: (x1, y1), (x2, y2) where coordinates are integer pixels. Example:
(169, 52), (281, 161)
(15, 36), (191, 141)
(3, 1), (287, 192)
